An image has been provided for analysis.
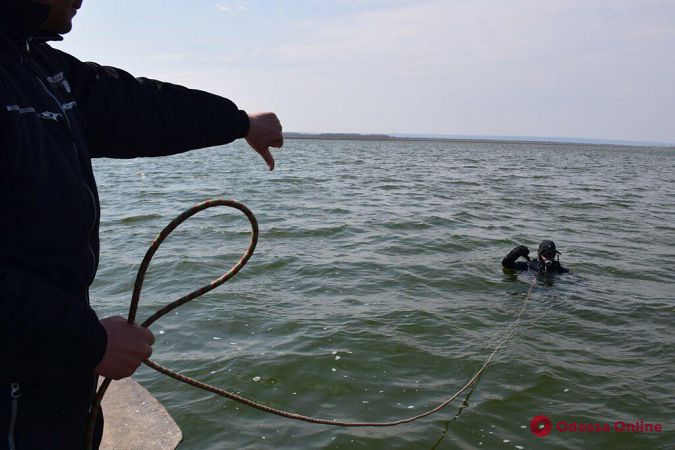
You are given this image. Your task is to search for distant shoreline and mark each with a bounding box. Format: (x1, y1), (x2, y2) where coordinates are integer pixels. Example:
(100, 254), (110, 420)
(283, 132), (675, 149)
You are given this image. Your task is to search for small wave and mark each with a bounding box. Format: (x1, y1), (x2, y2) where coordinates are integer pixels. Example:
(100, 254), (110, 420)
(117, 213), (163, 224)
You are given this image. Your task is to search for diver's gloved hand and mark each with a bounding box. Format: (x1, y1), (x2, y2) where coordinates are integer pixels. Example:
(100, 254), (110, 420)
(504, 245), (530, 264)
(516, 245), (530, 260)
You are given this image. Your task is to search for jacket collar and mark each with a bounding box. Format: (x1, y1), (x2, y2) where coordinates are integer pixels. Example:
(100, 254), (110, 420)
(0, 0), (52, 42)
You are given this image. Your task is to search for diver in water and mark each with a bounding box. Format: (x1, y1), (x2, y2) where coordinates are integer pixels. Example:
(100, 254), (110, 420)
(502, 240), (570, 274)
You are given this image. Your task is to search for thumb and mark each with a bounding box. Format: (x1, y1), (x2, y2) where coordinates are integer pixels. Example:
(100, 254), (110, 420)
(258, 146), (274, 171)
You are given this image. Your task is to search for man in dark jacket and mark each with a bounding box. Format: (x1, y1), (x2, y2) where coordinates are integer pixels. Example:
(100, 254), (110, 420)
(502, 240), (570, 274)
(0, 0), (283, 448)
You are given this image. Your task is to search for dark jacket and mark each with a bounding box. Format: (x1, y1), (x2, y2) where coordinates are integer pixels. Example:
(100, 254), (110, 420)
(0, 0), (250, 381)
(501, 245), (569, 274)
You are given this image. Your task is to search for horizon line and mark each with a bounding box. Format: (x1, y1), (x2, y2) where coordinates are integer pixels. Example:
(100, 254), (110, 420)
(283, 132), (675, 148)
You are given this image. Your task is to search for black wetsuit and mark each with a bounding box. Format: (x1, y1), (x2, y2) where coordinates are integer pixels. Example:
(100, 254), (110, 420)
(502, 245), (569, 274)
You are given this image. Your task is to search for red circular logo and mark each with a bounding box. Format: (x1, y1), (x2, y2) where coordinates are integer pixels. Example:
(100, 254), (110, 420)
(530, 415), (553, 437)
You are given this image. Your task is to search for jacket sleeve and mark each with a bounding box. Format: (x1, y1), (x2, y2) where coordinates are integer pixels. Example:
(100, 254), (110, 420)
(0, 265), (107, 378)
(502, 245), (530, 269)
(51, 48), (250, 158)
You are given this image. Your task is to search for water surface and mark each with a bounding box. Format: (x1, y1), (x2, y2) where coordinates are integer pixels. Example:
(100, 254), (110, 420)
(92, 139), (675, 450)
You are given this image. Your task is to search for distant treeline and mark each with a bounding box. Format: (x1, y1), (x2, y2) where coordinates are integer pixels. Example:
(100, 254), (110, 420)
(283, 132), (675, 149)
(284, 132), (397, 141)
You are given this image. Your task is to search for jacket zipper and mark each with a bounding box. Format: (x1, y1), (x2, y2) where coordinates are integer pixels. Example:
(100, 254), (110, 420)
(35, 77), (71, 128)
(8, 383), (21, 450)
(84, 181), (99, 286)
(34, 75), (98, 284)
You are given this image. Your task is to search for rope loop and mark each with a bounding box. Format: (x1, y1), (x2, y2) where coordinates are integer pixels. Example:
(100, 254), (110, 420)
(87, 199), (257, 449)
(85, 199), (535, 449)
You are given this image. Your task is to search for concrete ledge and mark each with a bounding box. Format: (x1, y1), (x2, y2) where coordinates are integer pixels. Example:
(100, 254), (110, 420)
(99, 378), (182, 450)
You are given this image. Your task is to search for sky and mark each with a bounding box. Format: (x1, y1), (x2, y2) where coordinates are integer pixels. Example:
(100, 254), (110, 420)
(54, 0), (675, 144)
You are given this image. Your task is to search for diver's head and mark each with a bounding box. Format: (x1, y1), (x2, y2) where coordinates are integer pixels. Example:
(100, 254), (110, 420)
(538, 240), (560, 271)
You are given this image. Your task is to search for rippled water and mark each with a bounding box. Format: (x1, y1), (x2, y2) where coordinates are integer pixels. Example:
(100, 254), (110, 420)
(91, 140), (675, 450)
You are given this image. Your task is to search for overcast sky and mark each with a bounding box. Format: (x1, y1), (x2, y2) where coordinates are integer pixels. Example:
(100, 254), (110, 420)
(54, 0), (675, 144)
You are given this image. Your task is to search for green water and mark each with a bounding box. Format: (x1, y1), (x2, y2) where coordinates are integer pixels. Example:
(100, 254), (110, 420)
(92, 140), (675, 450)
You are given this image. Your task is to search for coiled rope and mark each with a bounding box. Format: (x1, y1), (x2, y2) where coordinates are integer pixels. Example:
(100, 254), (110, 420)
(85, 199), (535, 449)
